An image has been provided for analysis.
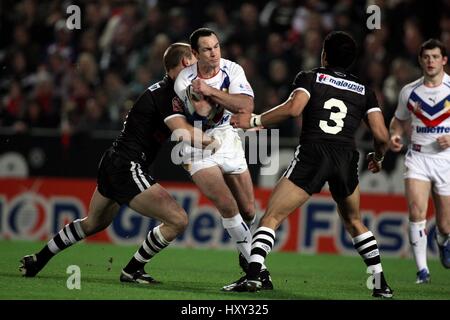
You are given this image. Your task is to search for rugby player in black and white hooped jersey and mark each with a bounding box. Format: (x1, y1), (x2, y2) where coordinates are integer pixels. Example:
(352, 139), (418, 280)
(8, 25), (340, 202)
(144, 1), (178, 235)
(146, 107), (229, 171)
(19, 43), (220, 284)
(232, 31), (393, 298)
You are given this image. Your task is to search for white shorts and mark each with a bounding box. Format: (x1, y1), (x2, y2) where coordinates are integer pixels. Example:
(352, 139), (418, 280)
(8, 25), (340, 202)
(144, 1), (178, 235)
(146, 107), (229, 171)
(180, 127), (248, 176)
(404, 150), (450, 195)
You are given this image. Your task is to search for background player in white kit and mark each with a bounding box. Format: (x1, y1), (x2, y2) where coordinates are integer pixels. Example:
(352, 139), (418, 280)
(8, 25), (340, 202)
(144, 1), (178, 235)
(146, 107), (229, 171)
(174, 28), (272, 291)
(390, 39), (450, 283)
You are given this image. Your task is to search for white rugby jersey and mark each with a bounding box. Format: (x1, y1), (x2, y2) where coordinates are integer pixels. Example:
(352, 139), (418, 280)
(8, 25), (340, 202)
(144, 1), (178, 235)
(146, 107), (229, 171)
(174, 58), (254, 130)
(395, 73), (450, 156)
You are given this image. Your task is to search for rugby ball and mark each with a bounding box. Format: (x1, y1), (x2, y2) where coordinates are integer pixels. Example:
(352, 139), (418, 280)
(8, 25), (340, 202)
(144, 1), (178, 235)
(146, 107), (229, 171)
(184, 84), (203, 115)
(184, 85), (225, 126)
(187, 84), (203, 101)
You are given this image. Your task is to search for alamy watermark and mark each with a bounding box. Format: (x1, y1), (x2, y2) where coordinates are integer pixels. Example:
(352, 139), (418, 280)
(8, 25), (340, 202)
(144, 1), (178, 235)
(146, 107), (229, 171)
(66, 5), (81, 30)
(366, 5), (381, 30)
(170, 121), (280, 175)
(66, 265), (81, 290)
(366, 266), (381, 290)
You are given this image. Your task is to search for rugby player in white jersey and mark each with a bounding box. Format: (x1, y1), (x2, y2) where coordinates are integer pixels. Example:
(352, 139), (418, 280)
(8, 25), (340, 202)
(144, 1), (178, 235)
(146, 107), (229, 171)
(174, 28), (272, 291)
(390, 39), (450, 283)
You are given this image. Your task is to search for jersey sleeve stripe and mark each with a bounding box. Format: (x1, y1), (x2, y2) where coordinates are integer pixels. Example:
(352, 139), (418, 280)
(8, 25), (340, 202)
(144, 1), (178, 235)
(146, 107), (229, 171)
(163, 114), (186, 123)
(366, 107), (382, 114)
(292, 87), (311, 98)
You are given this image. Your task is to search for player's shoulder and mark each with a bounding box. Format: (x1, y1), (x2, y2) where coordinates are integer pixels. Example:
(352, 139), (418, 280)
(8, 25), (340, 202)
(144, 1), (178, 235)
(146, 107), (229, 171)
(295, 68), (318, 78)
(292, 68), (317, 86)
(148, 75), (173, 94)
(444, 72), (450, 87)
(131, 85), (155, 113)
(401, 77), (424, 93)
(177, 63), (198, 82)
(220, 58), (243, 74)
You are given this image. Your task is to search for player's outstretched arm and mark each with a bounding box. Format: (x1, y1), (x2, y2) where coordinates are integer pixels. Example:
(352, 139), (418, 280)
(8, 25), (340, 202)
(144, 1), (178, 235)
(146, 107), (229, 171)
(231, 90), (309, 129)
(366, 111), (389, 173)
(192, 79), (254, 113)
(389, 117), (409, 152)
(165, 116), (218, 150)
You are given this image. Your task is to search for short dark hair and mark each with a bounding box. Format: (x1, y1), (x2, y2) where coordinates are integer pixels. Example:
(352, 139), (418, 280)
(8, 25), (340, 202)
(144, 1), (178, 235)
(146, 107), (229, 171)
(323, 31), (357, 69)
(419, 39), (447, 58)
(189, 28), (218, 52)
(163, 42), (192, 72)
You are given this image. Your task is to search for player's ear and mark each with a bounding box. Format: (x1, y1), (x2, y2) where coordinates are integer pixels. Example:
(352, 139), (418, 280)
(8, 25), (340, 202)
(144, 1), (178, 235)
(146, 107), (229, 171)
(443, 56), (448, 66)
(417, 54), (423, 67)
(192, 49), (200, 60)
(181, 57), (189, 67)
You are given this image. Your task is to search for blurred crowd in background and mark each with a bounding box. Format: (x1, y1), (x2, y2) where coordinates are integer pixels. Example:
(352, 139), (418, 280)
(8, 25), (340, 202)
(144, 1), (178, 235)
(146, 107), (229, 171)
(1, 0), (450, 141)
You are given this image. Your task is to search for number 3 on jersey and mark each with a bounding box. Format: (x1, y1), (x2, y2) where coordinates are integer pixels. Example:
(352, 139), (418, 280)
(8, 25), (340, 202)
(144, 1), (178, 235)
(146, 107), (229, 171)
(319, 98), (347, 134)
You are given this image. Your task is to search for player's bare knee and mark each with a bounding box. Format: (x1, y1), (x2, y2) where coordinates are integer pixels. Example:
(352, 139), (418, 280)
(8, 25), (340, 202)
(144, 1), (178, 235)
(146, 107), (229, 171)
(409, 202), (427, 219)
(239, 203), (255, 221)
(176, 212), (189, 233)
(168, 209), (188, 234)
(214, 199), (238, 217)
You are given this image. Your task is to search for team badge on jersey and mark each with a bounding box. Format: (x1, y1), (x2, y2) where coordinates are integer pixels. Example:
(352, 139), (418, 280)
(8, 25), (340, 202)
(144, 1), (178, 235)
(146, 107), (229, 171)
(172, 96), (184, 113)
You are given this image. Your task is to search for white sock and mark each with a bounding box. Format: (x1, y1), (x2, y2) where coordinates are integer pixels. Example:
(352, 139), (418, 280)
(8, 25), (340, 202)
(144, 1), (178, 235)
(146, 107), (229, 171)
(221, 214), (265, 270)
(222, 214), (252, 262)
(409, 220), (428, 272)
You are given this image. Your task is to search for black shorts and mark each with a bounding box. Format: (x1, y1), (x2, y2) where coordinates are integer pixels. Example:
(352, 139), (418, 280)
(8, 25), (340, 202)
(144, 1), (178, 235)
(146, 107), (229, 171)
(97, 148), (156, 205)
(283, 143), (359, 201)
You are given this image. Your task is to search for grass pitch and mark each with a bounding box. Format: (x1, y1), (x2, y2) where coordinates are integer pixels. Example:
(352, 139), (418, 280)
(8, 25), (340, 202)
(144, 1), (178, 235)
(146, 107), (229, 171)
(0, 240), (449, 300)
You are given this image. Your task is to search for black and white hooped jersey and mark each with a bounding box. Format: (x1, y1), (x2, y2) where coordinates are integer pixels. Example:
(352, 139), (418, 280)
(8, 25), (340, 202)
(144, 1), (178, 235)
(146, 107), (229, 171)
(293, 67), (381, 147)
(395, 73), (450, 156)
(112, 75), (185, 165)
